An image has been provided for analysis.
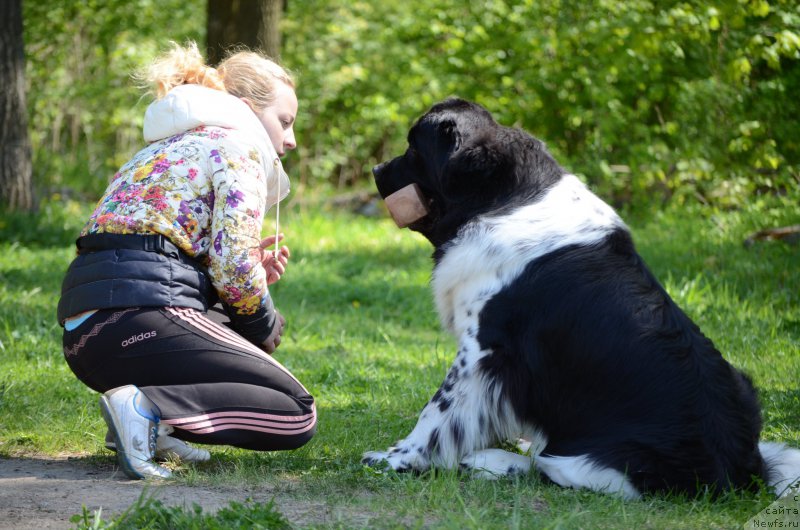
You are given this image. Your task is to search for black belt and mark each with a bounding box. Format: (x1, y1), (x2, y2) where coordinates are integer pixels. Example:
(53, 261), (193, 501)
(75, 233), (201, 266)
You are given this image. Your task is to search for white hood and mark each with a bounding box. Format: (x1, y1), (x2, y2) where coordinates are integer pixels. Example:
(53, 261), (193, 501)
(143, 84), (290, 207)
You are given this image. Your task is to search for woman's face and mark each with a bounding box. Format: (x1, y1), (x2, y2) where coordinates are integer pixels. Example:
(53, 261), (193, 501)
(249, 81), (298, 157)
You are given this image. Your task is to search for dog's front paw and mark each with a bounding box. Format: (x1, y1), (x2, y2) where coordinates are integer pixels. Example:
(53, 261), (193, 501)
(362, 448), (417, 473)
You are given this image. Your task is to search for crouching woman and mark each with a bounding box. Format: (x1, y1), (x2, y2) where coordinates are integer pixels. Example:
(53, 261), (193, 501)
(57, 42), (315, 479)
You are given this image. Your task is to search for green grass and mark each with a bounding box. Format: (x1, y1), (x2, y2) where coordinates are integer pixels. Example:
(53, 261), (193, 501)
(70, 496), (293, 530)
(1, 194), (798, 529)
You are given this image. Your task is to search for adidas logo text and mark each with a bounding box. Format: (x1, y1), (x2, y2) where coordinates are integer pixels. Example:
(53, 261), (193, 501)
(122, 331), (157, 347)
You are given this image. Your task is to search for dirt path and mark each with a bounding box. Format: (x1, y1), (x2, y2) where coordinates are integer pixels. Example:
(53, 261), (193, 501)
(0, 456), (335, 529)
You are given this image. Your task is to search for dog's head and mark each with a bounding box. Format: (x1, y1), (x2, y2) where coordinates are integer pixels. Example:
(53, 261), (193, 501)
(373, 98), (565, 247)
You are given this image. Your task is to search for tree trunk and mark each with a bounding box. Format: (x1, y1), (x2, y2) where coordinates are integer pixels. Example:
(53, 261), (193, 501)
(258, 0), (282, 59)
(206, 0), (284, 65)
(0, 0), (34, 211)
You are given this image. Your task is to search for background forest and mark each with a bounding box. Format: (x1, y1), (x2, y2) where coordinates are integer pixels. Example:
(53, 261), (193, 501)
(22, 0), (800, 210)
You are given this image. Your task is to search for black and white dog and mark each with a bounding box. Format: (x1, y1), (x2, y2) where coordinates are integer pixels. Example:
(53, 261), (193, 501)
(363, 98), (800, 498)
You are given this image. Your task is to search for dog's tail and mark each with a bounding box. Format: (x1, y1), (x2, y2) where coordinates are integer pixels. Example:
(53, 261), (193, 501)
(760, 441), (800, 496)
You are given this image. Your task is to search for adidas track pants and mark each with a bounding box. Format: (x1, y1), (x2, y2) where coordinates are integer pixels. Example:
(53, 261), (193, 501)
(63, 306), (316, 451)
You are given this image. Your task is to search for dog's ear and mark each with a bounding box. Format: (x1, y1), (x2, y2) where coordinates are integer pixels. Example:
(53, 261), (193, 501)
(411, 117), (461, 175)
(441, 135), (513, 198)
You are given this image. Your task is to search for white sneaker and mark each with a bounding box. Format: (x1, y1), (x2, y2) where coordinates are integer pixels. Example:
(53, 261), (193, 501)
(104, 424), (211, 463)
(99, 385), (172, 480)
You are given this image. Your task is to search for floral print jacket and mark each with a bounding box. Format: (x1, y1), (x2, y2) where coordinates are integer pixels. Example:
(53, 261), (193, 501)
(82, 84), (289, 320)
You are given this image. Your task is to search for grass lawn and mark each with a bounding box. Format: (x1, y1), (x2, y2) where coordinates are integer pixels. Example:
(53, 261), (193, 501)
(0, 194), (798, 529)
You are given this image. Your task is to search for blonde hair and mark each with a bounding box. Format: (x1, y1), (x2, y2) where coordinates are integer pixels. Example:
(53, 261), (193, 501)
(141, 41), (295, 111)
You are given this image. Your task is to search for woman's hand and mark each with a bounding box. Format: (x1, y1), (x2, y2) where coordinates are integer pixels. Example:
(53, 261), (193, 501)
(260, 310), (286, 354)
(260, 234), (291, 285)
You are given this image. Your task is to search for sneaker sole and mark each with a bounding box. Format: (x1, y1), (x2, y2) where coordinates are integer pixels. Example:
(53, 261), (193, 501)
(99, 395), (147, 480)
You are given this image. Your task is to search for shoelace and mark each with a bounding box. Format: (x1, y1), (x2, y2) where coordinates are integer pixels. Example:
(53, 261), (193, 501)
(148, 425), (158, 457)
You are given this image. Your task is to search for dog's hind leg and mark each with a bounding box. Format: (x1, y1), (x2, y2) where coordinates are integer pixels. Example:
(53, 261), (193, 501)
(459, 448), (532, 479)
(534, 454), (641, 499)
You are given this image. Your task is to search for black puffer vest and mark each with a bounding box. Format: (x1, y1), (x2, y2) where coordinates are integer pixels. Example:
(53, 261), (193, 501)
(57, 233), (276, 345)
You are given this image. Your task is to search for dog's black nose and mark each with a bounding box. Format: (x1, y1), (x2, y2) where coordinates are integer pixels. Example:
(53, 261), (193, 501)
(372, 161), (388, 177)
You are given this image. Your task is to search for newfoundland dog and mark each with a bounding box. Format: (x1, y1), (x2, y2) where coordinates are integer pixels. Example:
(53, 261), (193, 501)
(362, 98), (800, 498)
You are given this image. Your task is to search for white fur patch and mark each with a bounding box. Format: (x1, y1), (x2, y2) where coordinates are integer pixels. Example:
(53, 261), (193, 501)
(760, 441), (800, 497)
(432, 174), (626, 337)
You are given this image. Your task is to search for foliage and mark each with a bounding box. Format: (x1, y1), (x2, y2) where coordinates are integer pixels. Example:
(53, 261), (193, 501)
(0, 194), (89, 246)
(22, 0), (204, 198)
(22, 0), (800, 208)
(1, 197), (798, 528)
(285, 0), (800, 207)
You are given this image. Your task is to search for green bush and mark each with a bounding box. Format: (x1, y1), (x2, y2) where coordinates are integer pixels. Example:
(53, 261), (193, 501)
(23, 0), (800, 209)
(23, 1), (204, 197)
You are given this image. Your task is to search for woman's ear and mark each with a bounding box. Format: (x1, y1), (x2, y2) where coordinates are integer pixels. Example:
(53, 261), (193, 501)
(239, 97), (255, 111)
